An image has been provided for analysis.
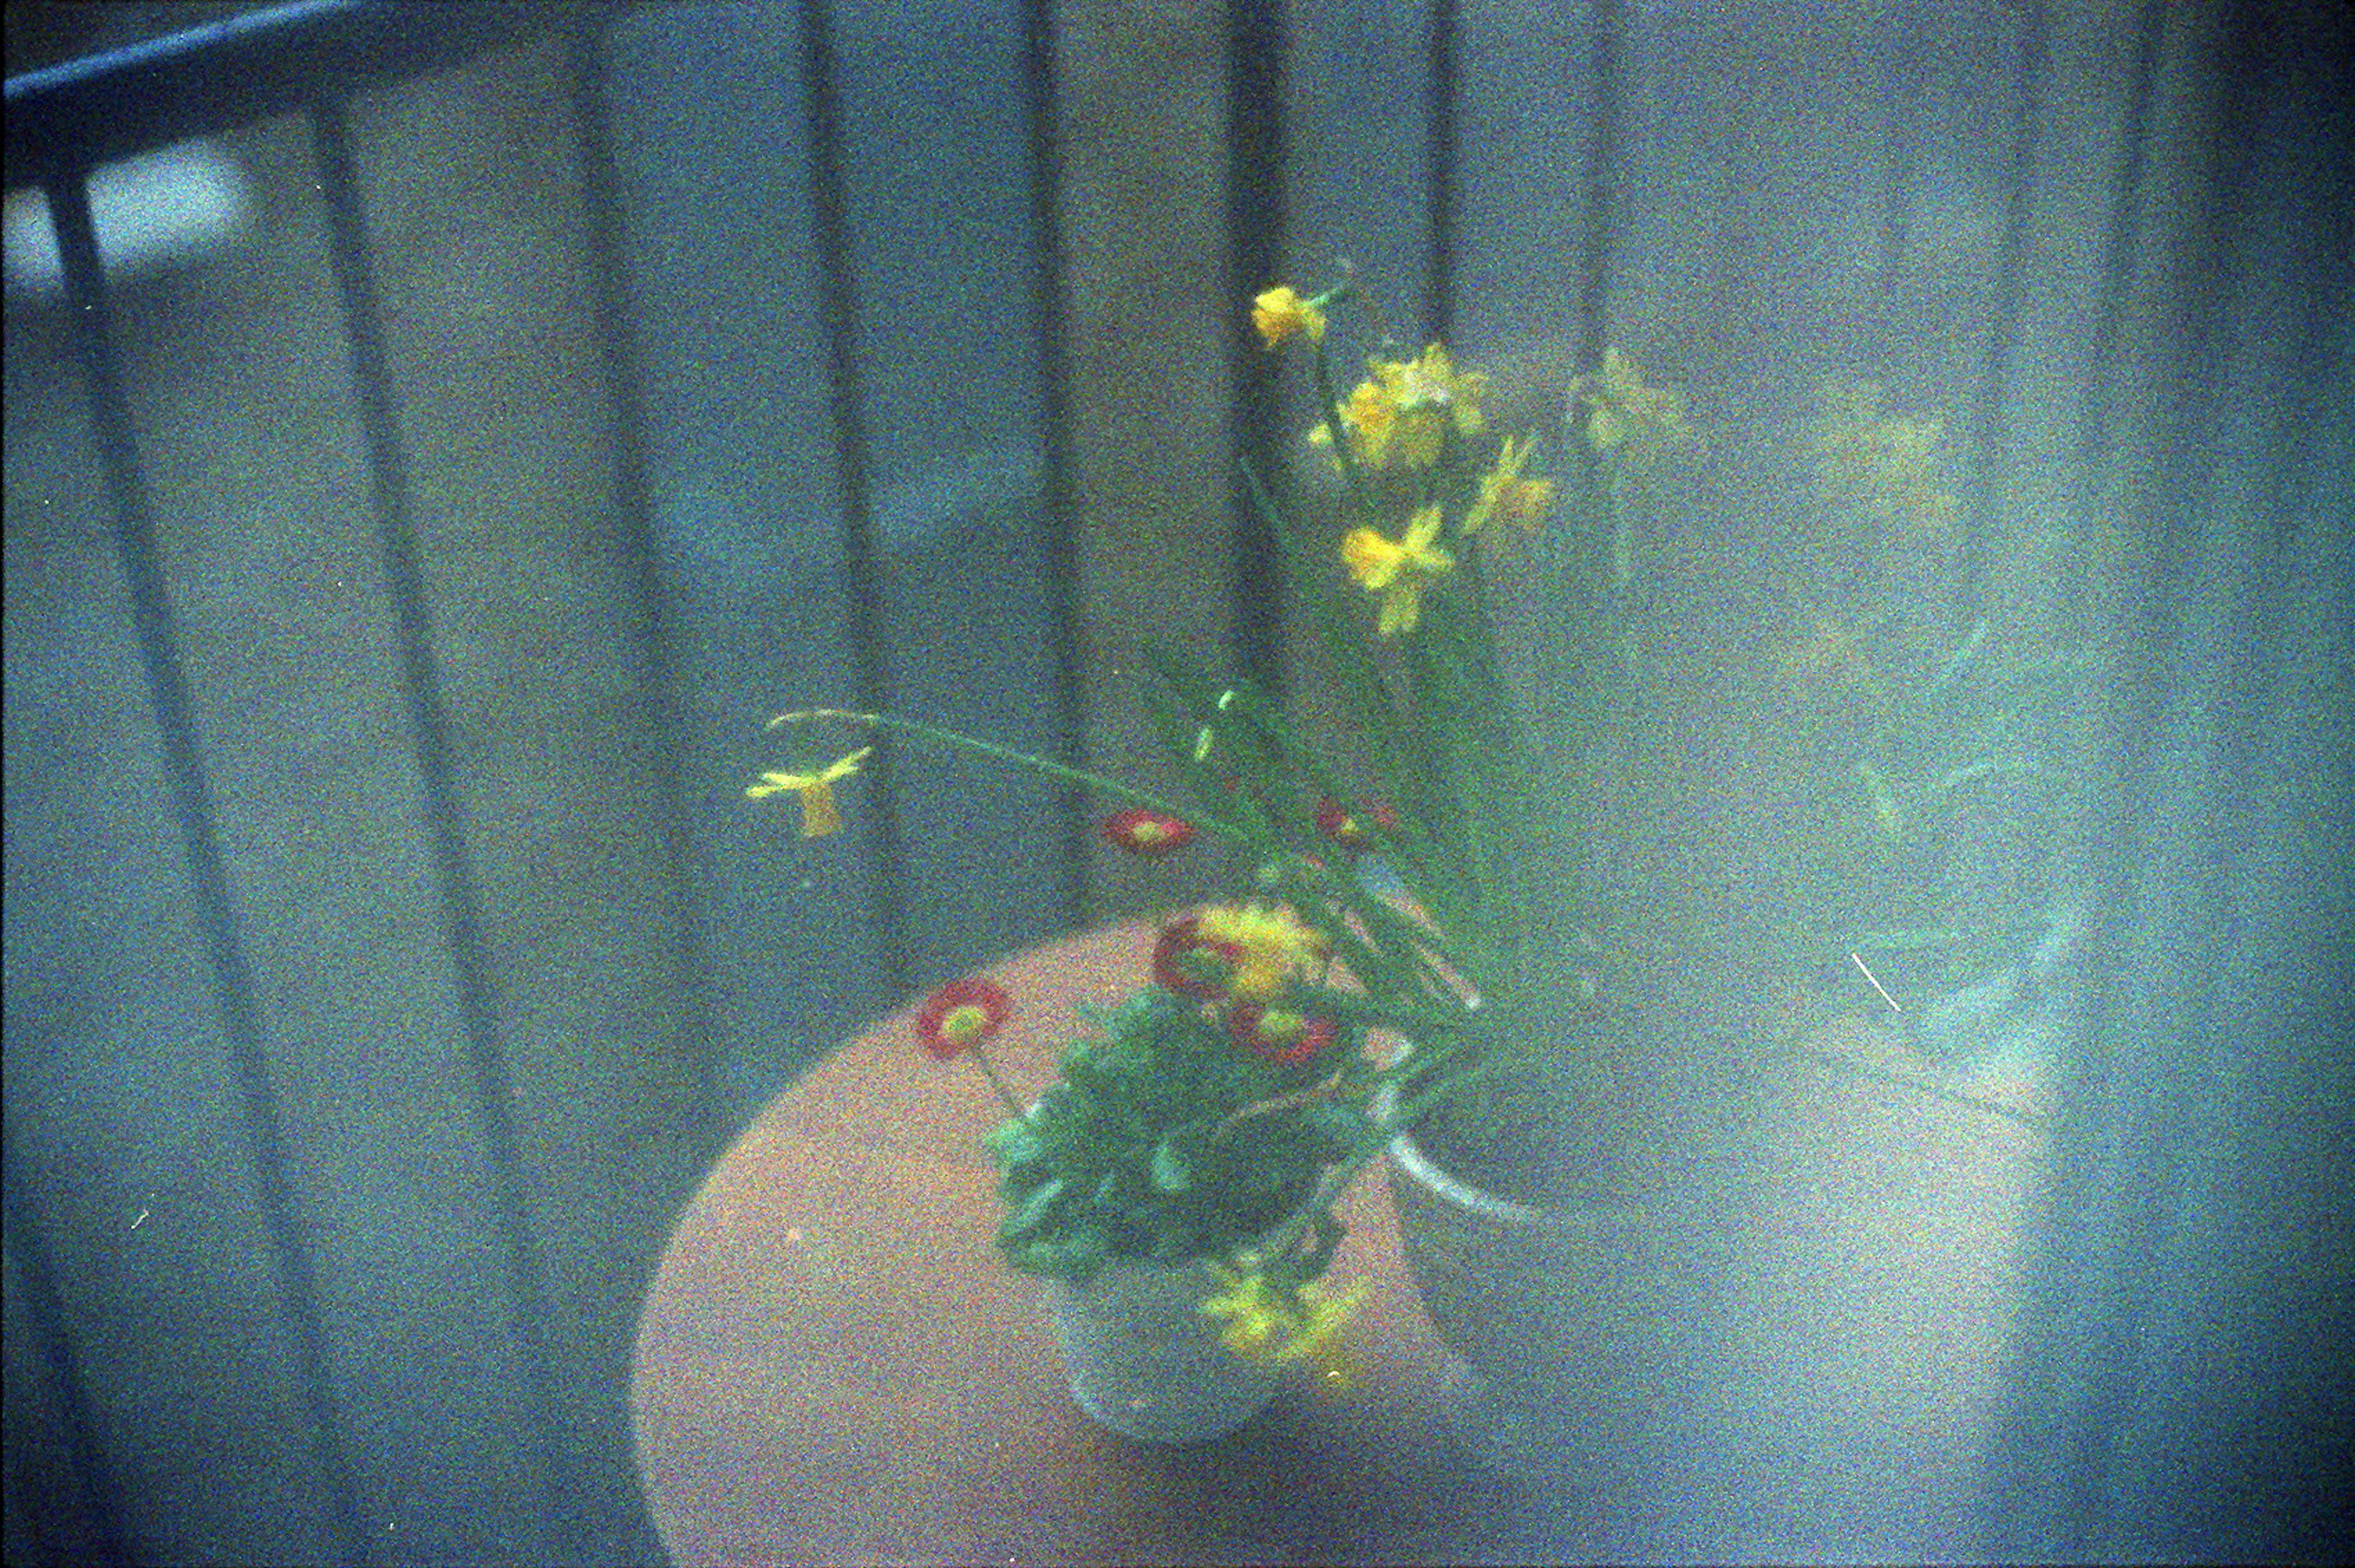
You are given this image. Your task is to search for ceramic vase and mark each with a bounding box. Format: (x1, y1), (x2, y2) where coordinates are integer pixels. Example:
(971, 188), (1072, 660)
(1385, 1118), (1673, 1483)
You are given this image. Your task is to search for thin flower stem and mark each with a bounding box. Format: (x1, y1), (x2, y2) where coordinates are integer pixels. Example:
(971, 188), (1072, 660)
(772, 708), (1240, 846)
(1231, 1043), (1490, 1279)
(967, 1044), (1027, 1118)
(1308, 332), (1373, 522)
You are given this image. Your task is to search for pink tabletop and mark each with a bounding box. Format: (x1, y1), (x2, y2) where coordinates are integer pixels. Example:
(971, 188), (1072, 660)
(630, 919), (2046, 1564)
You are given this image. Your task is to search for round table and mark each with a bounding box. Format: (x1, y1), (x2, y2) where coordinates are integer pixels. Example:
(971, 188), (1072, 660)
(630, 920), (2047, 1564)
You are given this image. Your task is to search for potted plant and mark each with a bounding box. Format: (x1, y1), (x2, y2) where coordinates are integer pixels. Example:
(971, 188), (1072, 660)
(913, 971), (1373, 1442)
(748, 278), (2083, 1467)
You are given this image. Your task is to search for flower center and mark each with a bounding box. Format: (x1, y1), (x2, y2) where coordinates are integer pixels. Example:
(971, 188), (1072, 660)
(1257, 1008), (1306, 1043)
(941, 1004), (992, 1045)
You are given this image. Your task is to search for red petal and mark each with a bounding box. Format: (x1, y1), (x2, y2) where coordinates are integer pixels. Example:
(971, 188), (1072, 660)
(1152, 916), (1238, 1001)
(915, 976), (1011, 1060)
(1100, 807), (1198, 857)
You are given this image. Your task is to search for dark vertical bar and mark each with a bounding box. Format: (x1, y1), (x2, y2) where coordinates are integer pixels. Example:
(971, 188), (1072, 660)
(42, 166), (376, 1568)
(2067, 0), (2167, 643)
(1874, 33), (1923, 326)
(1422, 0), (1460, 344)
(562, 12), (728, 1155)
(1227, 0), (1289, 695)
(1020, 0), (1090, 930)
(307, 97), (580, 1566)
(1, 1117), (133, 1565)
(1571, 0), (1625, 377)
(795, 0), (910, 995)
(1959, 0), (2050, 631)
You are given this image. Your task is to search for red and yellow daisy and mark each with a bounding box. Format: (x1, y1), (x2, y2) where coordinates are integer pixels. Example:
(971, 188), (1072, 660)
(914, 977), (1011, 1062)
(1194, 903), (1328, 1001)
(1227, 1002), (1337, 1065)
(1313, 795), (1398, 852)
(1100, 807), (1197, 858)
(1152, 915), (1239, 1001)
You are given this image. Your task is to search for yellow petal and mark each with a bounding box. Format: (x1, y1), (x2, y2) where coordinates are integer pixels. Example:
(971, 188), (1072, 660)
(798, 780), (844, 838)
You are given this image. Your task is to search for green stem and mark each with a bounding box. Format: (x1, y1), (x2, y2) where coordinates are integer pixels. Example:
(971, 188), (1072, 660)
(967, 1044), (1027, 1118)
(1229, 1039), (1491, 1284)
(772, 708), (1245, 847)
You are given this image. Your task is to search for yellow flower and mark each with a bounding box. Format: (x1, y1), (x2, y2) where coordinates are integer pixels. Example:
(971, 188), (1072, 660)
(1341, 506), (1453, 637)
(1571, 347), (1687, 453)
(1376, 343), (1487, 467)
(1200, 1269), (1367, 1388)
(1309, 376), (1398, 468)
(1312, 343), (1486, 470)
(1200, 1270), (1287, 1357)
(746, 747), (873, 838)
(1462, 434), (1556, 538)
(1193, 902), (1328, 1000)
(1867, 416), (1957, 530)
(1809, 381), (1955, 532)
(1250, 285), (1326, 348)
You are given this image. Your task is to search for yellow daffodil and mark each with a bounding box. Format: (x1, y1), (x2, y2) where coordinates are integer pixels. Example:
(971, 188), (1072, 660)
(1462, 434), (1556, 538)
(747, 746), (873, 838)
(1867, 417), (1958, 530)
(1250, 285), (1326, 348)
(1311, 344), (1486, 470)
(1571, 347), (1687, 453)
(1375, 343), (1487, 467)
(1308, 375), (1398, 468)
(1341, 506), (1453, 637)
(1193, 902), (1328, 1000)
(1810, 381), (1955, 532)
(1200, 1269), (1287, 1356)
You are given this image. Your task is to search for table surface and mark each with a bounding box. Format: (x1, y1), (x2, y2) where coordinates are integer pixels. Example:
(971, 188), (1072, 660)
(630, 920), (2049, 1566)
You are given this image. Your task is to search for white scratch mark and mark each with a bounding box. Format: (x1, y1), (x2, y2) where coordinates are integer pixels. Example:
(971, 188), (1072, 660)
(1850, 952), (1904, 1014)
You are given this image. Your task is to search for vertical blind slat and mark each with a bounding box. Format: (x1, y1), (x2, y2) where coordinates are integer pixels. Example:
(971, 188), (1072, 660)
(562, 13), (730, 1157)
(1572, 0), (1626, 373)
(1422, 0), (1460, 345)
(1226, 0), (1290, 695)
(1959, 0), (2053, 630)
(1, 1119), (133, 1562)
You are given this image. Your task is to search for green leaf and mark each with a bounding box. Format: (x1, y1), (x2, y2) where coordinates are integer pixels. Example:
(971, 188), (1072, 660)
(1010, 1226), (1109, 1282)
(1000, 1176), (1067, 1241)
(1858, 761), (1903, 842)
(1150, 1136), (1193, 1194)
(985, 1116), (1043, 1168)
(1931, 758), (2037, 798)
(1929, 618), (1991, 696)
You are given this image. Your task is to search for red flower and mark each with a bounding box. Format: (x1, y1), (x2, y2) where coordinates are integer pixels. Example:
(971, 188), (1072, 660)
(1152, 915), (1239, 1001)
(1100, 806), (1197, 857)
(916, 977), (1011, 1061)
(1228, 1002), (1338, 1065)
(1313, 795), (1398, 851)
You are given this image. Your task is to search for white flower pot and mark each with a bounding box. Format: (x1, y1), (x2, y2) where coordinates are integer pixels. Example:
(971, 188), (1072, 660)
(1042, 1255), (1281, 1443)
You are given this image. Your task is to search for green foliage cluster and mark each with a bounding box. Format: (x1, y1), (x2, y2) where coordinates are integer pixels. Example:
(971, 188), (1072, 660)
(985, 988), (1365, 1283)
(1771, 610), (2091, 1003)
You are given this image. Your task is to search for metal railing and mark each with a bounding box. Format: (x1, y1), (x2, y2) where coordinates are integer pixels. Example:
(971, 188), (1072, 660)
(2, 3), (1396, 1560)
